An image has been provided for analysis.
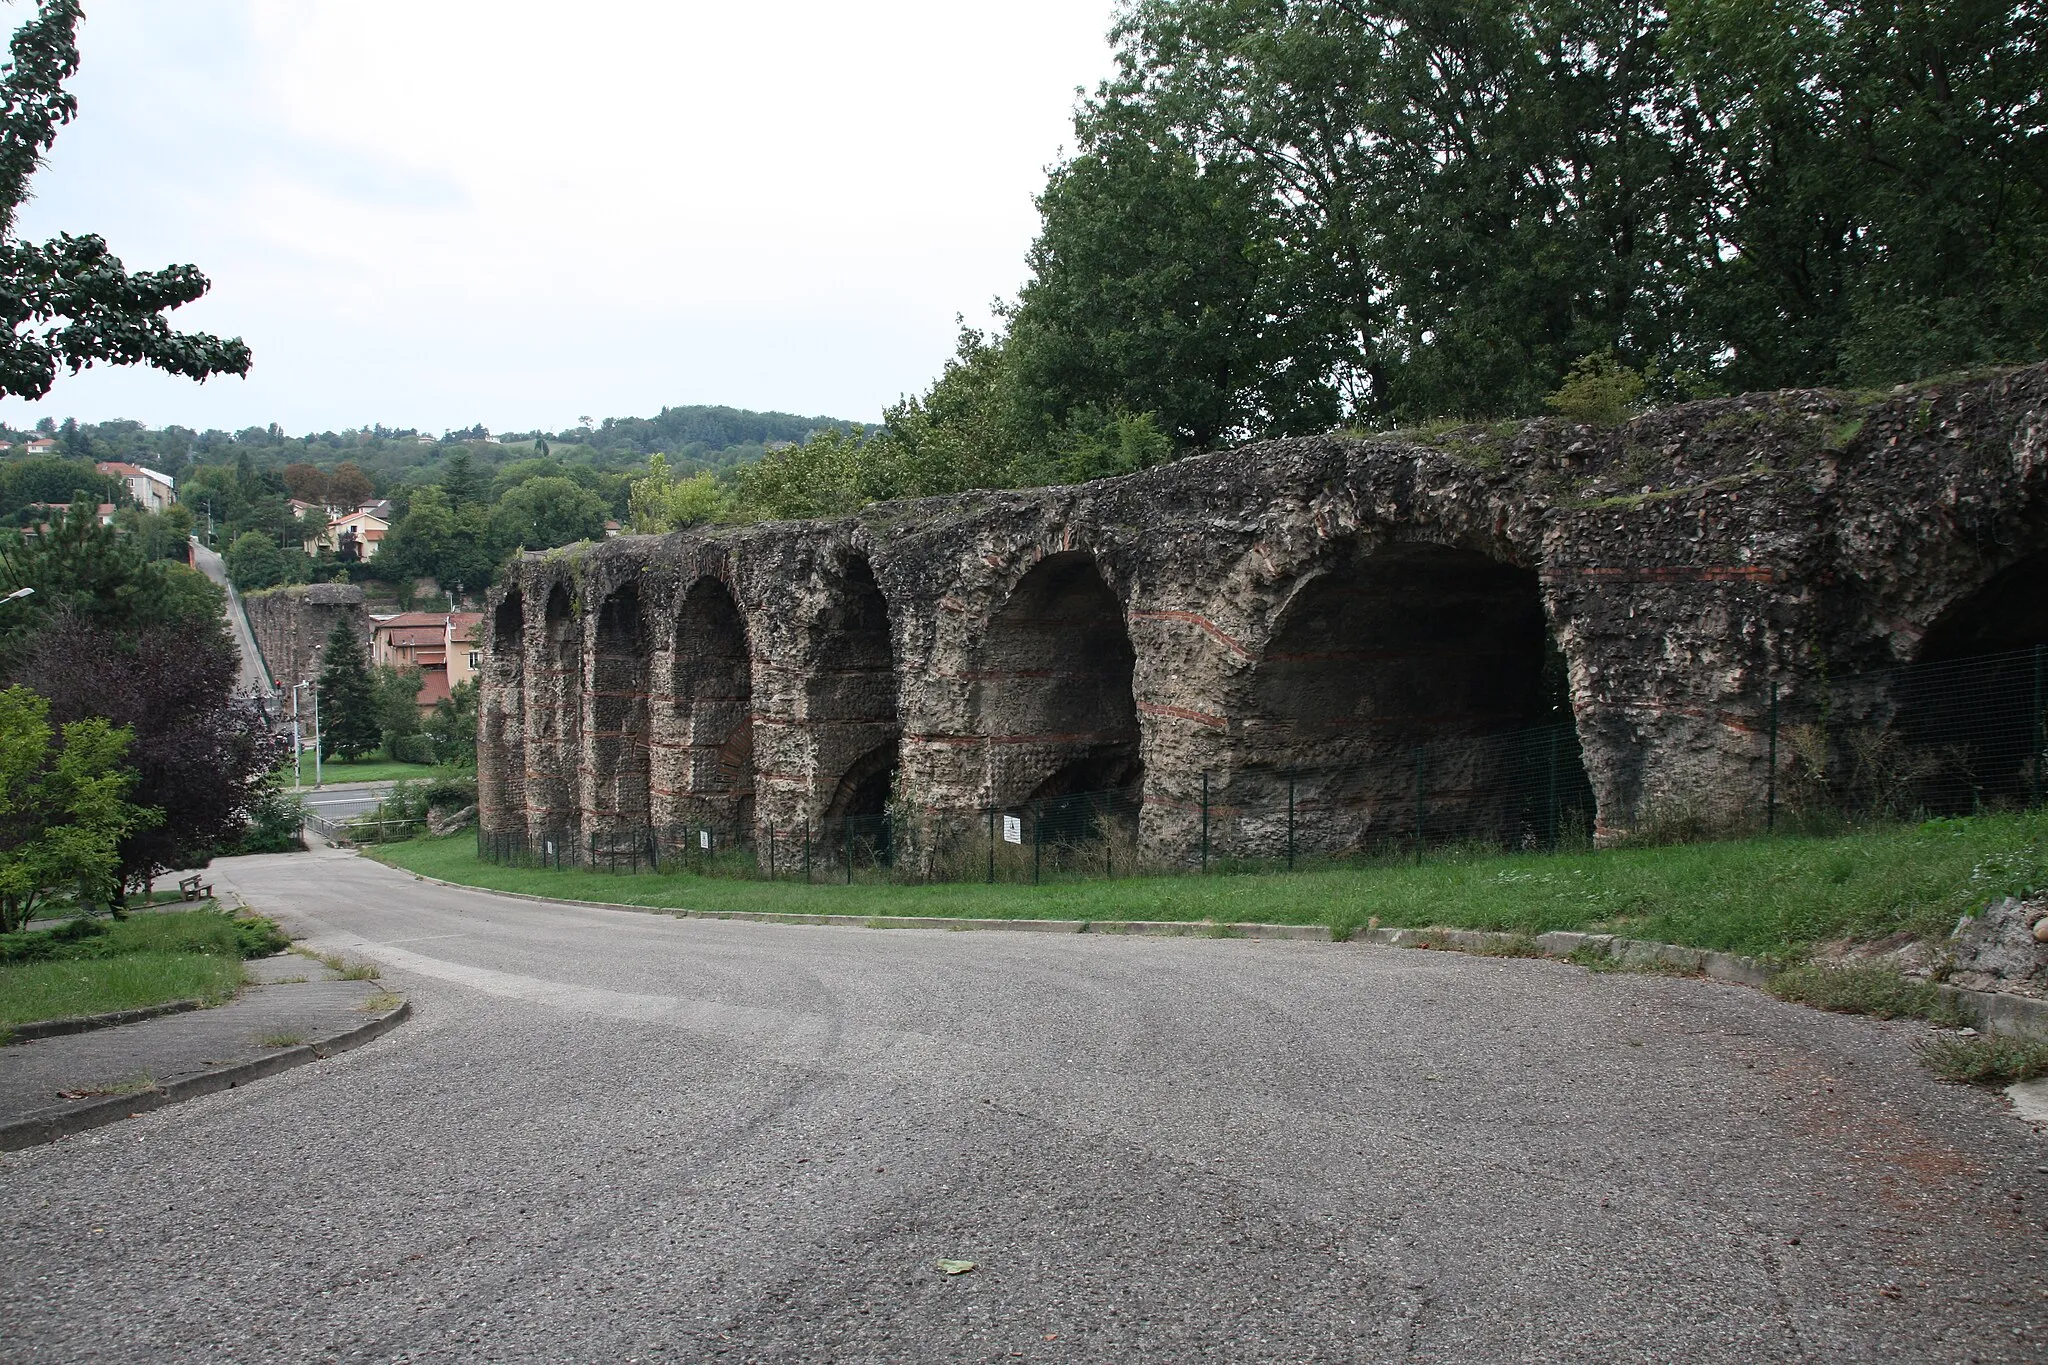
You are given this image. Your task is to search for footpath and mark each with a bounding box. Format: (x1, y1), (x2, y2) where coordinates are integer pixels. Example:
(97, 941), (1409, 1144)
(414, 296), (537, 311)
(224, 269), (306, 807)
(0, 953), (408, 1151)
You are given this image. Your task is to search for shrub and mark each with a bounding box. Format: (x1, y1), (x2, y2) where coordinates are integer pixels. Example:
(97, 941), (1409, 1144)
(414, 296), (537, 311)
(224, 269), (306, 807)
(1544, 351), (1647, 424)
(391, 733), (437, 765)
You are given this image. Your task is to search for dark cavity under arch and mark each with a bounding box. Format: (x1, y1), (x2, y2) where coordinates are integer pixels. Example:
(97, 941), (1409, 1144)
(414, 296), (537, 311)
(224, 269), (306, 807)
(972, 552), (1142, 825)
(811, 554), (900, 823)
(667, 577), (754, 832)
(587, 581), (650, 830)
(1248, 541), (1591, 853)
(1894, 551), (2048, 812)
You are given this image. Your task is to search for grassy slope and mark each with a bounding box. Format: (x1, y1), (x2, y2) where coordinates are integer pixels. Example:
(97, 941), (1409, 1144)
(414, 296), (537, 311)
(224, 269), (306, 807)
(0, 910), (266, 1027)
(0, 954), (242, 1026)
(372, 810), (2045, 959)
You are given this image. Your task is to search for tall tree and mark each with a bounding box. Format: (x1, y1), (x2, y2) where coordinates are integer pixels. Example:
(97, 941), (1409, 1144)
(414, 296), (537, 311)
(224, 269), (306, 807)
(0, 1), (250, 400)
(17, 618), (285, 892)
(0, 502), (227, 668)
(315, 620), (379, 761)
(0, 684), (150, 931)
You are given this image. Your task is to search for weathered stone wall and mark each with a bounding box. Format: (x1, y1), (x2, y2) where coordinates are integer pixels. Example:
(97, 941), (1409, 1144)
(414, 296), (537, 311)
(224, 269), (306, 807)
(479, 364), (2048, 861)
(243, 583), (371, 691)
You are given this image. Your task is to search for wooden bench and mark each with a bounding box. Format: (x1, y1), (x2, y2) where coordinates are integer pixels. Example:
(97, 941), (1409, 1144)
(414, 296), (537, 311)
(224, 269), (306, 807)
(177, 874), (214, 902)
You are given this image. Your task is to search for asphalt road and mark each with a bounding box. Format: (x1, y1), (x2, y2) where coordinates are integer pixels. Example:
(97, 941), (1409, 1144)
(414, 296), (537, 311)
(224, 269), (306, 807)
(3, 847), (2045, 1363)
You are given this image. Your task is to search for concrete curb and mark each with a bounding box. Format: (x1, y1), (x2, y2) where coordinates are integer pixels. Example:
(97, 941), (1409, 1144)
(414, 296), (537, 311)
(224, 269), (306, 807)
(2, 998), (204, 1046)
(0, 999), (411, 1154)
(390, 866), (2048, 1040)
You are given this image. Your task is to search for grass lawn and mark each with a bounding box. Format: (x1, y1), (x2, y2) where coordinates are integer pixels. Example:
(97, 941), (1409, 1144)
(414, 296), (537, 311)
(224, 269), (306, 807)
(277, 758), (473, 787)
(0, 908), (290, 1029)
(370, 808), (2045, 960)
(0, 953), (243, 1027)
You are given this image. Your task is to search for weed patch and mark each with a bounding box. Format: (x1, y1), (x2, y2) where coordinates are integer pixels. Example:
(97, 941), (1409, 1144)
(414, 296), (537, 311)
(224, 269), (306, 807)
(258, 1032), (306, 1048)
(1767, 964), (1972, 1025)
(1917, 1034), (2048, 1087)
(57, 1073), (158, 1100)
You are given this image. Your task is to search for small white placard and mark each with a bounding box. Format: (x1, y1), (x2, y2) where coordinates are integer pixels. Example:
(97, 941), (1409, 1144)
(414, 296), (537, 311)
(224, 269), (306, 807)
(1002, 815), (1022, 845)
(699, 830), (712, 850)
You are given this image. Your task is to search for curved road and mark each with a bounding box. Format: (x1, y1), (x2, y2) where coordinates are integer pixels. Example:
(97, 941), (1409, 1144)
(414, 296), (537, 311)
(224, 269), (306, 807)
(4, 847), (2044, 1361)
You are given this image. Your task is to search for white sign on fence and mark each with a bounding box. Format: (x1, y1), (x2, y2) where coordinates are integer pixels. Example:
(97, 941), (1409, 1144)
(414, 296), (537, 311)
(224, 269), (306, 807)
(1002, 814), (1022, 845)
(700, 830), (712, 850)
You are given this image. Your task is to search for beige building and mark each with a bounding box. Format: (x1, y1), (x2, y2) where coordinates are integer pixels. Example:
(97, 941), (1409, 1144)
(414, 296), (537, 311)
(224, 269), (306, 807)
(96, 462), (176, 513)
(303, 506), (390, 562)
(370, 610), (485, 713)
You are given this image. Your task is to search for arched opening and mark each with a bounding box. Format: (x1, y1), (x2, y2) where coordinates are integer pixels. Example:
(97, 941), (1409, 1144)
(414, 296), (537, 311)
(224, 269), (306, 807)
(1895, 551), (2048, 812)
(667, 577), (754, 834)
(531, 583), (581, 839)
(587, 581), (650, 831)
(972, 552), (1141, 844)
(809, 554), (901, 866)
(1249, 541), (1591, 853)
(478, 589), (525, 830)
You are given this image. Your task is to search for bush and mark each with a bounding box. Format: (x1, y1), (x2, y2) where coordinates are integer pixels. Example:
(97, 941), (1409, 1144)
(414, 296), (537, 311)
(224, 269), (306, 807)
(1544, 352), (1647, 424)
(391, 733), (437, 765)
(227, 914), (290, 958)
(357, 771), (478, 839)
(214, 777), (305, 856)
(0, 908), (284, 964)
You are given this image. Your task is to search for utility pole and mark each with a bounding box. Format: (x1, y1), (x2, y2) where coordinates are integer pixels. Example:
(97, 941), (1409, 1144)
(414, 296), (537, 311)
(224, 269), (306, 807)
(309, 680), (323, 788)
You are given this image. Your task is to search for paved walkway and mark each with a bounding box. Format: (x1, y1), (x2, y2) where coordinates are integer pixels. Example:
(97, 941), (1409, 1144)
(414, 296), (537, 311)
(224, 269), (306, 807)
(0, 955), (387, 1135)
(3, 846), (2045, 1362)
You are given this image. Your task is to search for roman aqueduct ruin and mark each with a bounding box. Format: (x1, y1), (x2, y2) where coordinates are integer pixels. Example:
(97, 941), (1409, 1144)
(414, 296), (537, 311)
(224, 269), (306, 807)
(476, 365), (2048, 866)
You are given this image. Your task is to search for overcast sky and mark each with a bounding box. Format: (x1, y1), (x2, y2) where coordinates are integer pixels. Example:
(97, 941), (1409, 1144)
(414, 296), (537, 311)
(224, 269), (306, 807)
(0, 0), (1120, 436)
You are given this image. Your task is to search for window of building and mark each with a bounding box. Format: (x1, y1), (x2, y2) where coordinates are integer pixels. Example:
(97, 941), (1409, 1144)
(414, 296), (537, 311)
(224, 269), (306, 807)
(468, 651), (481, 669)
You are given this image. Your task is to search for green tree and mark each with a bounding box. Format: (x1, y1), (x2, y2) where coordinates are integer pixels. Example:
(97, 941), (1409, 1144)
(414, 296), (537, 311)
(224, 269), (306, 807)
(439, 448), (484, 508)
(224, 530), (287, 591)
(0, 684), (153, 931)
(488, 476), (608, 553)
(0, 502), (228, 667)
(371, 664), (424, 758)
(315, 621), (379, 761)
(0, 455), (111, 515)
(627, 453), (727, 533)
(723, 430), (876, 523)
(0, 2), (250, 400)
(422, 679), (478, 766)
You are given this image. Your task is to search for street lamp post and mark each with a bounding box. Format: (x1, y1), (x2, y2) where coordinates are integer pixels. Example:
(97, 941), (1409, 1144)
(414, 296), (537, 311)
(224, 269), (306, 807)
(291, 679), (323, 789)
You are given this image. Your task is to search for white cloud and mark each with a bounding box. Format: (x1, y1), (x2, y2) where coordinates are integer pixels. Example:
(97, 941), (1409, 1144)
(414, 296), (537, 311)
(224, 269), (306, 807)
(0, 0), (1117, 434)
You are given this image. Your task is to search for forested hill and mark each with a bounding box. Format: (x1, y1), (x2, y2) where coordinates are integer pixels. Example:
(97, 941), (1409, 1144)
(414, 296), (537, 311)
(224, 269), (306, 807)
(0, 403), (868, 481)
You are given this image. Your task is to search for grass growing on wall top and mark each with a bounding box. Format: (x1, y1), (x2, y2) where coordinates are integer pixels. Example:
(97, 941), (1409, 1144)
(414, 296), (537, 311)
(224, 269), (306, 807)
(370, 809), (2045, 959)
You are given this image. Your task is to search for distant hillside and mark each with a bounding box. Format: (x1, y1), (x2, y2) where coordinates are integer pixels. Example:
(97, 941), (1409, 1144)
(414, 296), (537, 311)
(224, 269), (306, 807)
(0, 403), (871, 482)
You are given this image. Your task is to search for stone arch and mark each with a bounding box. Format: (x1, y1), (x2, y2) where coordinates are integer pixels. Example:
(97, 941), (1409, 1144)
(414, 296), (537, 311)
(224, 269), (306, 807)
(662, 576), (754, 832)
(529, 581), (581, 839)
(586, 579), (651, 831)
(809, 553), (900, 821)
(1893, 550), (2048, 810)
(477, 589), (525, 832)
(970, 550), (1142, 813)
(1244, 539), (1591, 852)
